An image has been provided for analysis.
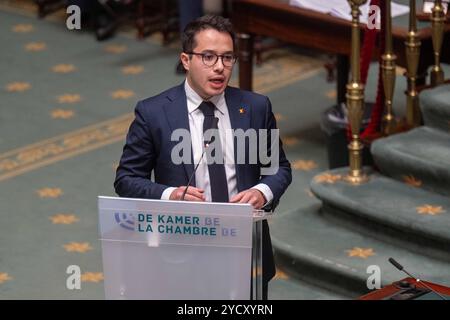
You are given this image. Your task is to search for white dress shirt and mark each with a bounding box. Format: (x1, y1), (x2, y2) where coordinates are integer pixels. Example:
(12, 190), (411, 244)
(161, 80), (273, 205)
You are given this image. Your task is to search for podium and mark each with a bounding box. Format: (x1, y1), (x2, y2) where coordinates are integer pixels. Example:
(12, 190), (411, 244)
(98, 196), (272, 300)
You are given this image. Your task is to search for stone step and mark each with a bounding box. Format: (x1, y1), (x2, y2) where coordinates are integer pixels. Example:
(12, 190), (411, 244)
(420, 84), (450, 133)
(269, 270), (351, 300)
(371, 126), (450, 197)
(309, 168), (450, 260)
(270, 202), (450, 297)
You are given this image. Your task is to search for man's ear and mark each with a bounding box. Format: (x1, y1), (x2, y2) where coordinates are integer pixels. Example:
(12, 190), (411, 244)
(180, 53), (190, 72)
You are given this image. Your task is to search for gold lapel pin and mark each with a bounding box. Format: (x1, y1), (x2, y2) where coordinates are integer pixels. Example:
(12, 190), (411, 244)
(239, 107), (245, 114)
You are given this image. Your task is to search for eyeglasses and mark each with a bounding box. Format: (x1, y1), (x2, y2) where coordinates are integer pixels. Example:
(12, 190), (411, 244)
(186, 52), (237, 67)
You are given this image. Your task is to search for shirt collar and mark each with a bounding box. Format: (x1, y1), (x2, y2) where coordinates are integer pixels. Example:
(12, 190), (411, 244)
(184, 80), (226, 115)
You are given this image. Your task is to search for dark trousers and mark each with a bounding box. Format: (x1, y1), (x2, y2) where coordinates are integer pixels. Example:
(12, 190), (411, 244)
(177, 0), (203, 33)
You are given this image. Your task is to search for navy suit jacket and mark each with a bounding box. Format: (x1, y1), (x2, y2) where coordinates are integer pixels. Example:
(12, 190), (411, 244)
(114, 82), (292, 282)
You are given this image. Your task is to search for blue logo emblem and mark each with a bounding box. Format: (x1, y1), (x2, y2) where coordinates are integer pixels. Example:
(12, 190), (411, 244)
(114, 212), (135, 231)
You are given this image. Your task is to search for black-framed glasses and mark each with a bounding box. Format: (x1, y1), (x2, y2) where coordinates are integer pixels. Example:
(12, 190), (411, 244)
(186, 52), (237, 67)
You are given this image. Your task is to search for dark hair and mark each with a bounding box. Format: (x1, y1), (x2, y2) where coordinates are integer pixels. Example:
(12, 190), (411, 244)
(181, 15), (235, 53)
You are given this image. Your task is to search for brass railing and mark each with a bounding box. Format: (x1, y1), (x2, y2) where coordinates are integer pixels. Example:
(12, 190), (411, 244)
(344, 0), (369, 184)
(343, 0), (447, 182)
(381, 0), (397, 135)
(405, 0), (422, 127)
(430, 0), (446, 86)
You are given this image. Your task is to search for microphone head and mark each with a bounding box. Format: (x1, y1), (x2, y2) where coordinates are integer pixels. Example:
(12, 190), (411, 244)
(389, 257), (404, 271)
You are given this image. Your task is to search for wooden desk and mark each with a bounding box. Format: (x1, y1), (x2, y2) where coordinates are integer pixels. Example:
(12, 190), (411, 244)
(232, 0), (450, 104)
(360, 277), (450, 300)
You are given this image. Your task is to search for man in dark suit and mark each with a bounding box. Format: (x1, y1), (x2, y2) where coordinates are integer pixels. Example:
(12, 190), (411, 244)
(114, 15), (291, 299)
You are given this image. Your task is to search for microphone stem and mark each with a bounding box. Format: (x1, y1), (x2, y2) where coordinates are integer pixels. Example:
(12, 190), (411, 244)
(181, 117), (219, 201)
(181, 144), (207, 201)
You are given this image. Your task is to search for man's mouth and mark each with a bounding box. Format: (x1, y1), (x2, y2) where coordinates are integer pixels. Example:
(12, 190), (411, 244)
(209, 77), (225, 85)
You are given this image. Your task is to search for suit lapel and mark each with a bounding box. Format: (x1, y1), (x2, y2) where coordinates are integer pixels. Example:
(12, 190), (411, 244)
(164, 83), (195, 185)
(225, 87), (249, 192)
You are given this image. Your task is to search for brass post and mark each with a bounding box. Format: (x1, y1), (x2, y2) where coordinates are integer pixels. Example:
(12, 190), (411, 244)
(381, 0), (397, 135)
(344, 0), (369, 185)
(405, 0), (422, 127)
(430, 0), (445, 85)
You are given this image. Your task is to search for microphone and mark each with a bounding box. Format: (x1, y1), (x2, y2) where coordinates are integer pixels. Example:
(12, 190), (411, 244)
(388, 257), (447, 300)
(181, 117), (219, 201)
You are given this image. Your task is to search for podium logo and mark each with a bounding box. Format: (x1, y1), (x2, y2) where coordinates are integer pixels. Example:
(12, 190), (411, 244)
(114, 212), (136, 231)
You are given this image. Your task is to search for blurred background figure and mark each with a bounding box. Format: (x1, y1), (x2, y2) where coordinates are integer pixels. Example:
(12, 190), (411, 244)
(177, 0), (203, 35)
(175, 0), (203, 74)
(175, 0), (226, 74)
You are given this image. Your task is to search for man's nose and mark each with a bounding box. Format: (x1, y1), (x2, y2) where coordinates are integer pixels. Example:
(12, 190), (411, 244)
(213, 57), (225, 72)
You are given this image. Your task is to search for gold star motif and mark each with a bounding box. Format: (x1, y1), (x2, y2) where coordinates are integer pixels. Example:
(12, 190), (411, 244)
(13, 24), (34, 33)
(81, 272), (104, 283)
(6, 82), (31, 92)
(292, 159), (318, 171)
(25, 42), (46, 51)
(281, 136), (300, 146)
(346, 247), (375, 259)
(239, 108), (245, 114)
(63, 242), (93, 253)
(57, 94), (81, 104)
(104, 44), (127, 54)
(122, 65), (144, 75)
(416, 205), (445, 216)
(111, 89), (135, 99)
(0, 273), (13, 284)
(51, 109), (75, 119)
(314, 173), (342, 184)
(402, 175), (422, 188)
(37, 187), (63, 198)
(52, 64), (76, 73)
(274, 113), (284, 121)
(274, 269), (289, 280)
(49, 214), (79, 225)
(326, 89), (337, 99)
(0, 159), (18, 171)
